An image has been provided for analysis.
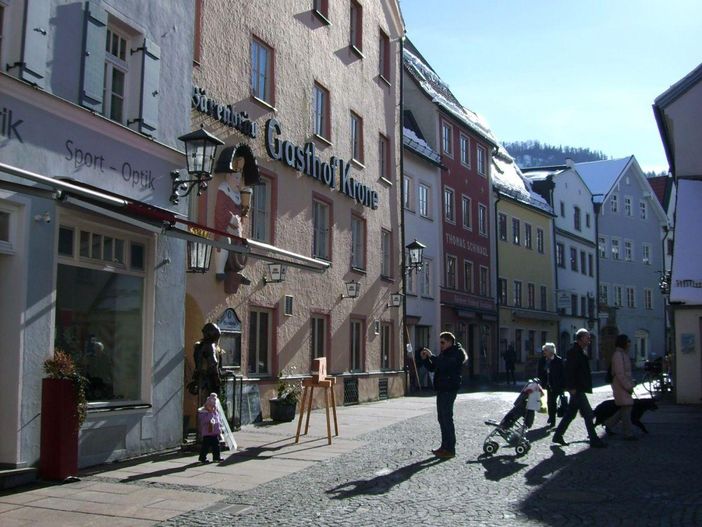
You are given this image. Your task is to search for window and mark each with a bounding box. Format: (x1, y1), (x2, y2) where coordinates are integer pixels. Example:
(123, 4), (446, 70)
(611, 239), (620, 260)
(626, 287), (636, 308)
(313, 0), (329, 20)
(477, 145), (487, 176)
(498, 213), (507, 241)
(311, 315), (327, 364)
(571, 294), (578, 316)
(610, 194), (618, 213)
(444, 187), (455, 223)
(624, 196), (632, 216)
(586, 213), (591, 228)
(284, 295), (294, 316)
(378, 29), (390, 81)
(403, 176), (412, 210)
(644, 289), (653, 310)
(0, 206), (15, 254)
(350, 318), (364, 372)
(351, 215), (366, 270)
(418, 184), (429, 217)
(441, 122), (453, 156)
(667, 239), (674, 256)
(599, 237), (607, 258)
(570, 247), (578, 271)
(193, 0), (203, 63)
(640, 200), (648, 220)
(513, 281), (523, 307)
(573, 206), (581, 231)
(420, 260), (432, 297)
(350, 111), (364, 162)
(460, 134), (470, 166)
(600, 284), (609, 305)
(528, 283), (535, 309)
(378, 134), (389, 181)
(580, 250), (587, 275)
(588, 253), (594, 277)
(624, 240), (633, 261)
(540, 285), (547, 311)
(248, 309), (271, 374)
(479, 266), (488, 296)
(581, 296), (587, 318)
(498, 278), (508, 305)
(313, 83), (330, 139)
(313, 199), (331, 260)
(478, 204), (487, 236)
(250, 177), (271, 243)
(251, 37), (274, 104)
(464, 260), (474, 293)
(556, 243), (565, 268)
(446, 255), (457, 289)
(536, 228), (544, 254)
(613, 285), (623, 307)
(103, 27), (128, 123)
(642, 243), (651, 265)
(349, 0), (363, 52)
(380, 322), (392, 369)
(462, 196), (472, 230)
(512, 218), (520, 245)
(524, 223), (532, 249)
(380, 229), (391, 278)
(406, 264), (416, 295)
(55, 222), (150, 402)
(0, 5), (5, 61)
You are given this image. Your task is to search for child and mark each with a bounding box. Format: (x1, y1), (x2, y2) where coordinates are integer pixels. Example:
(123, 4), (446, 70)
(500, 378), (544, 429)
(198, 393), (224, 463)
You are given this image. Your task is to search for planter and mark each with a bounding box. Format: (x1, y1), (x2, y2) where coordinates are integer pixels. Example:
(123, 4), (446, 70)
(40, 378), (79, 480)
(269, 398), (297, 422)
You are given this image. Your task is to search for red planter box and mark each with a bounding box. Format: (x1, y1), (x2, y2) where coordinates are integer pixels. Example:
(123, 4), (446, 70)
(40, 378), (79, 480)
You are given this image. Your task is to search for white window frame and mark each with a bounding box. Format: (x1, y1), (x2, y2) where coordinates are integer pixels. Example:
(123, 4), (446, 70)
(644, 288), (653, 310)
(250, 176), (271, 243)
(478, 203), (488, 236)
(420, 258), (433, 298)
(459, 133), (470, 166)
(350, 111), (363, 162)
(446, 254), (457, 289)
(103, 24), (132, 125)
(403, 175), (413, 211)
(313, 82), (329, 139)
(461, 195), (472, 230)
(477, 145), (487, 176)
(624, 195), (633, 217)
(351, 214), (366, 270)
(624, 239), (633, 262)
(248, 308), (272, 375)
(418, 183), (430, 218)
(313, 199), (331, 260)
(251, 37), (273, 104)
(640, 200), (648, 220)
(598, 236), (607, 258)
(611, 238), (620, 260)
(600, 283), (609, 305)
(444, 186), (455, 223)
(613, 285), (623, 307)
(610, 194), (618, 213)
(441, 121), (453, 157)
(0, 202), (18, 254)
(642, 243), (651, 265)
(626, 286), (636, 308)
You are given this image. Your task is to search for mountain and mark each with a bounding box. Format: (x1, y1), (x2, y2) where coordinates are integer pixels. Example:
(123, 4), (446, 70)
(503, 140), (608, 168)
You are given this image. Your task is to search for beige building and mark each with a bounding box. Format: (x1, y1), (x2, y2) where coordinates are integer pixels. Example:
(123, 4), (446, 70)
(184, 1), (405, 425)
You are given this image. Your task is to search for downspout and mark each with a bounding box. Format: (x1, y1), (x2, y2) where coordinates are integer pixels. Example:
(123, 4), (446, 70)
(593, 198), (602, 366)
(492, 186), (501, 382)
(661, 225), (671, 358)
(399, 32), (408, 393)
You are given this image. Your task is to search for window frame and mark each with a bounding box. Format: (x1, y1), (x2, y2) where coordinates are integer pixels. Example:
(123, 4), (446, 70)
(443, 186), (456, 224)
(420, 259), (433, 298)
(478, 204), (488, 236)
(479, 266), (489, 297)
(463, 259), (474, 293)
(103, 25), (130, 125)
(350, 110), (364, 163)
(556, 243), (565, 268)
(380, 228), (392, 279)
(498, 213), (507, 241)
(524, 223), (533, 250)
(513, 280), (523, 307)
(573, 205), (581, 231)
(250, 174), (273, 244)
(418, 183), (430, 218)
(570, 246), (578, 272)
(461, 194), (472, 231)
(611, 238), (620, 261)
(312, 195), (332, 261)
(640, 199), (648, 220)
(313, 82), (331, 140)
(642, 243), (651, 265)
(350, 317), (365, 372)
(248, 307), (272, 375)
(536, 227), (544, 254)
(441, 120), (453, 157)
(512, 218), (521, 245)
(251, 36), (275, 106)
(459, 133), (470, 167)
(498, 278), (508, 305)
(378, 28), (390, 82)
(624, 239), (633, 262)
(624, 195), (633, 217)
(349, 0), (363, 54)
(380, 321), (392, 370)
(350, 213), (366, 271)
(310, 313), (329, 368)
(477, 145), (487, 176)
(446, 254), (457, 289)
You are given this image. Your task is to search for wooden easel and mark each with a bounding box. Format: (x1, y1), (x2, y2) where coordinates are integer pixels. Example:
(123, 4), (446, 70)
(295, 358), (339, 445)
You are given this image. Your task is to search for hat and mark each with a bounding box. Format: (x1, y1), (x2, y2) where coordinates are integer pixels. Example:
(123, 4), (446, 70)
(206, 393), (218, 407)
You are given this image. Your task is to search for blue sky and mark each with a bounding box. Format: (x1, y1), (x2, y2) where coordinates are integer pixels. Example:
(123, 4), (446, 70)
(400, 0), (702, 173)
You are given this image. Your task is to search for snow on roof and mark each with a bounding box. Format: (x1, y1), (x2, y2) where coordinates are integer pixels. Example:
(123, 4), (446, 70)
(574, 157), (632, 201)
(403, 127), (441, 164)
(492, 146), (553, 214)
(403, 48), (497, 146)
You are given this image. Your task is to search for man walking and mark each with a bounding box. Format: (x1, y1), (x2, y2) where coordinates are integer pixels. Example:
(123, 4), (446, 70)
(552, 328), (607, 448)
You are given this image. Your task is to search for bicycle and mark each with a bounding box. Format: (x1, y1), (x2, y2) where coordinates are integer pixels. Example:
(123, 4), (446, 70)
(641, 359), (673, 394)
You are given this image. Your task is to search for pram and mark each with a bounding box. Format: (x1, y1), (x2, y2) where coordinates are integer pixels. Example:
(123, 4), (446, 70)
(482, 378), (543, 456)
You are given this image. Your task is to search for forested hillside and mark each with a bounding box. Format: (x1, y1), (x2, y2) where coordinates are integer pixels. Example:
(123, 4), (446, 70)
(504, 140), (608, 168)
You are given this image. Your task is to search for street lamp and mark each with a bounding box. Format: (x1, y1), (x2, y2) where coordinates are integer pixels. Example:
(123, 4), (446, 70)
(341, 279), (360, 299)
(170, 125), (224, 204)
(405, 239), (426, 273)
(186, 237), (213, 273)
(264, 262), (286, 284)
(387, 292), (403, 308)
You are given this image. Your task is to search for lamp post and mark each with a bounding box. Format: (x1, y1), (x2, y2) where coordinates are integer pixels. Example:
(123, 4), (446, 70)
(170, 125), (224, 204)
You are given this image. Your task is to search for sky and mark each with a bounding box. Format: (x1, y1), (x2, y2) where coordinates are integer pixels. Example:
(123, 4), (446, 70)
(399, 0), (702, 173)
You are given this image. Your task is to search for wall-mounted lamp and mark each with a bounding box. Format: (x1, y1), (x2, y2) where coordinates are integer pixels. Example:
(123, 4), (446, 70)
(264, 262), (286, 284)
(33, 211), (51, 223)
(387, 292), (403, 308)
(170, 125), (224, 204)
(341, 279), (360, 299)
(405, 239), (426, 273)
(186, 237), (213, 273)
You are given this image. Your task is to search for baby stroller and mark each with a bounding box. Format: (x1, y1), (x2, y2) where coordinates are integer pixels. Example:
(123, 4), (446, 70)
(482, 378), (543, 457)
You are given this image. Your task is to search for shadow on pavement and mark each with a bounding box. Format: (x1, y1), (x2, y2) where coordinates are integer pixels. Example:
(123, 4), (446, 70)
(466, 454), (529, 481)
(325, 456), (443, 499)
(120, 461), (204, 482)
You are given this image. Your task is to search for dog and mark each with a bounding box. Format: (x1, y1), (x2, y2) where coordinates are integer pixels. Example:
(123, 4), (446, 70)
(593, 398), (658, 434)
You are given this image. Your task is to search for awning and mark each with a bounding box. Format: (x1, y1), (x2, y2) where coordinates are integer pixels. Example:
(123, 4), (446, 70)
(670, 179), (702, 304)
(0, 161), (330, 273)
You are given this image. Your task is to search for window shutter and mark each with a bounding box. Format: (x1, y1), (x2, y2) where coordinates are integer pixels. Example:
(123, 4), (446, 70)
(20, 0), (51, 87)
(138, 38), (160, 136)
(79, 1), (107, 112)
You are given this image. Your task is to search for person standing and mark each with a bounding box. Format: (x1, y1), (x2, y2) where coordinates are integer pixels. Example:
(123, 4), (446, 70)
(420, 332), (468, 459)
(503, 344), (517, 385)
(604, 334), (637, 440)
(537, 342), (565, 428)
(552, 328), (607, 448)
(193, 323), (223, 406)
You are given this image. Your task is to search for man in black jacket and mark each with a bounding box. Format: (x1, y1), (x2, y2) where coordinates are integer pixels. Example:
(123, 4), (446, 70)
(537, 342), (565, 428)
(420, 331), (467, 459)
(552, 329), (607, 448)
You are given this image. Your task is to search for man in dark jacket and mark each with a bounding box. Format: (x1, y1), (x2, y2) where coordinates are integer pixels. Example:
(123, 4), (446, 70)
(537, 342), (565, 428)
(420, 331), (467, 459)
(552, 329), (606, 448)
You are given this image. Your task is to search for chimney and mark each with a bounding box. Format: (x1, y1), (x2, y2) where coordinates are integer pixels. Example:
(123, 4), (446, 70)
(565, 157), (574, 168)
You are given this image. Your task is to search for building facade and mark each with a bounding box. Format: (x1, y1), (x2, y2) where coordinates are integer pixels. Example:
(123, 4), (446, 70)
(0, 0), (194, 469)
(185, 0), (404, 424)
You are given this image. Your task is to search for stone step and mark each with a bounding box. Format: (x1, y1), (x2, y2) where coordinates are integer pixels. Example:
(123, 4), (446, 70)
(0, 467), (38, 491)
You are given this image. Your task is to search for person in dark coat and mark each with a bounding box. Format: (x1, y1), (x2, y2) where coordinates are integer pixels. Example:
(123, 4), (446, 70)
(537, 342), (565, 428)
(193, 323), (223, 405)
(552, 328), (607, 448)
(420, 332), (468, 459)
(503, 344), (517, 384)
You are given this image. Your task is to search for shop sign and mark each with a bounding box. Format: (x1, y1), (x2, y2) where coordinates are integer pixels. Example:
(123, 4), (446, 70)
(265, 118), (379, 210)
(191, 86), (257, 138)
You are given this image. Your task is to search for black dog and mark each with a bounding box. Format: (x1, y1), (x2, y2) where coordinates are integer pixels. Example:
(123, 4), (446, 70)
(593, 398), (658, 434)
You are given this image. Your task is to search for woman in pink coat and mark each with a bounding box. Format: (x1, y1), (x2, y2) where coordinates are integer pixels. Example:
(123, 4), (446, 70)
(605, 334), (637, 440)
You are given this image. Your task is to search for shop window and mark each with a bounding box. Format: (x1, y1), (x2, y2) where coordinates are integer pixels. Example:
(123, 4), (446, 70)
(251, 36), (274, 106)
(248, 308), (271, 375)
(54, 222), (150, 403)
(349, 0), (363, 53)
(351, 214), (366, 270)
(313, 82), (330, 140)
(311, 315), (328, 367)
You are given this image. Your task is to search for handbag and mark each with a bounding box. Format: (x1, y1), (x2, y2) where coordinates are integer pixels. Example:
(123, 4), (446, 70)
(557, 394), (568, 417)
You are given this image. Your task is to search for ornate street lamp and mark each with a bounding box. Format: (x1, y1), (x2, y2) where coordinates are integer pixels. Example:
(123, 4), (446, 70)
(264, 262), (286, 284)
(341, 279), (360, 299)
(405, 239), (426, 273)
(170, 125), (224, 204)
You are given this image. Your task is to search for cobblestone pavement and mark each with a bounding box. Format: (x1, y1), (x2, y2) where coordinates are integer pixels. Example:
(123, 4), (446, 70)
(105, 386), (700, 527)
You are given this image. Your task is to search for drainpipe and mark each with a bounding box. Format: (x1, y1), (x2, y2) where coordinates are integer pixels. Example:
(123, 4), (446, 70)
(661, 225), (671, 358)
(593, 196), (603, 366)
(399, 31), (408, 393)
(492, 187), (501, 382)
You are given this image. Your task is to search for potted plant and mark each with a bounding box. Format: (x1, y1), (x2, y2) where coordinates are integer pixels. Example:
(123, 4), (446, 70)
(40, 349), (88, 480)
(269, 367), (302, 422)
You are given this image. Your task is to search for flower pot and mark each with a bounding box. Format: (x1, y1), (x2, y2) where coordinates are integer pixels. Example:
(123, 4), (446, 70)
(40, 378), (79, 480)
(269, 398), (297, 422)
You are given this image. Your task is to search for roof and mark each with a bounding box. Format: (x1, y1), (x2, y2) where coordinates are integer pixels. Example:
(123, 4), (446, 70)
(654, 62), (702, 109)
(492, 146), (553, 214)
(574, 157), (632, 201)
(403, 40), (497, 147)
(647, 176), (671, 209)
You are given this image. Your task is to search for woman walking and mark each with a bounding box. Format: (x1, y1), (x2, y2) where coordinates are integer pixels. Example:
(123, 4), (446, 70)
(605, 334), (637, 440)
